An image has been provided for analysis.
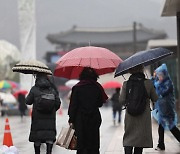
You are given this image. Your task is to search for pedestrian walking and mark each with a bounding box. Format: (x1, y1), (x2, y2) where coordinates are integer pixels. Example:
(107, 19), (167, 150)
(25, 73), (61, 154)
(110, 88), (122, 125)
(119, 64), (158, 154)
(0, 97), (6, 117)
(151, 63), (180, 151)
(17, 93), (27, 120)
(68, 67), (108, 154)
(0, 96), (3, 116)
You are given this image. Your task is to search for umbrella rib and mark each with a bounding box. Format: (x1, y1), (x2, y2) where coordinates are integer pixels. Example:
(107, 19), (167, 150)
(58, 59), (67, 66)
(69, 58), (82, 79)
(78, 58), (82, 67)
(97, 58), (100, 69)
(110, 58), (118, 67)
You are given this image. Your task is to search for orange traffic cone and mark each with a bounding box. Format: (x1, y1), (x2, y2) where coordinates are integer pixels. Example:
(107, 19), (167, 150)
(3, 118), (13, 147)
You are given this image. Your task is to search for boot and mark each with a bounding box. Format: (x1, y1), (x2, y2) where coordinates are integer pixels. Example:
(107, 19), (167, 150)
(170, 126), (180, 142)
(155, 144), (165, 151)
(34, 145), (40, 154)
(46, 143), (53, 154)
(155, 124), (165, 150)
(124, 146), (133, 154)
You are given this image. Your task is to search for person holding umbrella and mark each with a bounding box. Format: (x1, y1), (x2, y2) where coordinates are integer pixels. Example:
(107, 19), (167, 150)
(114, 47), (173, 154)
(12, 60), (61, 154)
(119, 64), (158, 154)
(151, 64), (180, 151)
(53, 46), (121, 153)
(68, 67), (108, 154)
(26, 73), (61, 154)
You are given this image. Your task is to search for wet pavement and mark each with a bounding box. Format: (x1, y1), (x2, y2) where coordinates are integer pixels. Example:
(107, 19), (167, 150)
(0, 107), (180, 154)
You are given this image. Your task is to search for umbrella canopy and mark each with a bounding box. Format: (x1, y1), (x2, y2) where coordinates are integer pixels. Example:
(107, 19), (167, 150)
(12, 59), (52, 75)
(0, 80), (19, 90)
(115, 48), (173, 77)
(54, 46), (123, 79)
(0, 81), (12, 89)
(0, 40), (20, 63)
(0, 40), (21, 80)
(13, 90), (28, 98)
(65, 79), (79, 88)
(102, 81), (122, 89)
(0, 92), (17, 104)
(7, 81), (19, 89)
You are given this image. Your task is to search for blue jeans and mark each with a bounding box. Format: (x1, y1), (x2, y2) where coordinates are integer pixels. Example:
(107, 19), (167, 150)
(113, 109), (121, 122)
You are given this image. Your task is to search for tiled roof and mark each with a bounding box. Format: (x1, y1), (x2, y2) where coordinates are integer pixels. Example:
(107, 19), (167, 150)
(47, 25), (167, 45)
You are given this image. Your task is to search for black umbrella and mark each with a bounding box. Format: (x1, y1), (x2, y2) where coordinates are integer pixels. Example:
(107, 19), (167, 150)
(114, 48), (173, 77)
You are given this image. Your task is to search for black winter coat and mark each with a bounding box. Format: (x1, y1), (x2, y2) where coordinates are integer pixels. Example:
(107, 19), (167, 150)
(26, 77), (61, 143)
(68, 81), (104, 150)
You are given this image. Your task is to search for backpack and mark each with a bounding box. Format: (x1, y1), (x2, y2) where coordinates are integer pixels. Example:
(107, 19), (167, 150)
(125, 77), (148, 116)
(36, 87), (56, 114)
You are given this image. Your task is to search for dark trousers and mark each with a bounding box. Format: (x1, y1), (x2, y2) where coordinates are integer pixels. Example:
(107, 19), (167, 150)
(124, 146), (143, 154)
(158, 124), (180, 148)
(34, 143), (53, 154)
(113, 109), (121, 122)
(77, 148), (100, 154)
(20, 110), (26, 118)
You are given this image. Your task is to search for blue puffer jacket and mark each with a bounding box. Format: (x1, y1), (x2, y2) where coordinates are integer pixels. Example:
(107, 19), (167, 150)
(152, 64), (177, 130)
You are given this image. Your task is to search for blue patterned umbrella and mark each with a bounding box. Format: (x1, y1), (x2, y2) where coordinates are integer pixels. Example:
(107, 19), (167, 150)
(115, 48), (173, 77)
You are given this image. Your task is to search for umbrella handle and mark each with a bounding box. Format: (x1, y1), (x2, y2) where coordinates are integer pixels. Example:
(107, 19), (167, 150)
(144, 70), (149, 79)
(122, 75), (126, 80)
(31, 74), (35, 87)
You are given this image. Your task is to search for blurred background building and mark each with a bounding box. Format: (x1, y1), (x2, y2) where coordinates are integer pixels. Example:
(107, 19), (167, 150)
(46, 23), (167, 59)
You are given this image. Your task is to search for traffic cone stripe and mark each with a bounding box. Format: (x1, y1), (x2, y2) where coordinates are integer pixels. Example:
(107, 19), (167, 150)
(4, 130), (11, 133)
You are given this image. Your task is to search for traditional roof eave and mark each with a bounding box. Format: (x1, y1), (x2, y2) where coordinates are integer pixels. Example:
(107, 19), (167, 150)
(47, 25), (167, 45)
(161, 0), (180, 16)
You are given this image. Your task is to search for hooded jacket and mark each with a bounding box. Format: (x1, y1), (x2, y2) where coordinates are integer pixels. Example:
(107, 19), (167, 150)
(26, 76), (61, 142)
(152, 63), (177, 130)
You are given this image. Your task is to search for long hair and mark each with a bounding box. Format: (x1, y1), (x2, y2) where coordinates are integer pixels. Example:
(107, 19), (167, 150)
(79, 67), (99, 81)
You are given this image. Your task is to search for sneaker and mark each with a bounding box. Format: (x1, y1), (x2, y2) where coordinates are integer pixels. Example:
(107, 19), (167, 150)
(155, 146), (165, 151)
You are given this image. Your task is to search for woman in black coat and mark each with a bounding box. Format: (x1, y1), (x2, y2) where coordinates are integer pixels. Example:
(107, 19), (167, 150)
(68, 67), (108, 154)
(26, 73), (61, 154)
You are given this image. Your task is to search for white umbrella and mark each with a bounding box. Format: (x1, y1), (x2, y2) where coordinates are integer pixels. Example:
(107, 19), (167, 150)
(0, 92), (17, 104)
(65, 79), (79, 88)
(0, 40), (20, 63)
(0, 40), (21, 80)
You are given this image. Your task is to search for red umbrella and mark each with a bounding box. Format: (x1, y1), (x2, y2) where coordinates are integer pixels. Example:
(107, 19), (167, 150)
(54, 46), (123, 79)
(102, 81), (122, 89)
(13, 90), (28, 98)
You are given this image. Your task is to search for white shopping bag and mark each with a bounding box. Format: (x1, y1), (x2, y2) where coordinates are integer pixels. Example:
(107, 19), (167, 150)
(56, 126), (75, 149)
